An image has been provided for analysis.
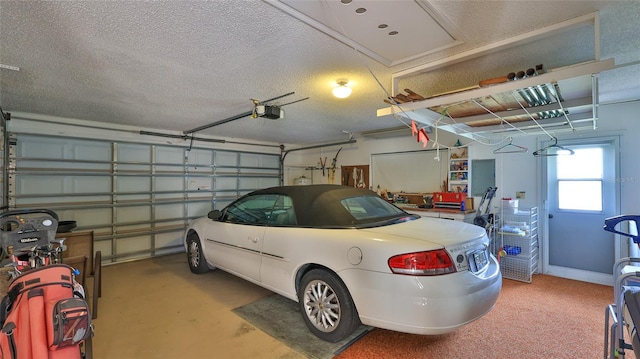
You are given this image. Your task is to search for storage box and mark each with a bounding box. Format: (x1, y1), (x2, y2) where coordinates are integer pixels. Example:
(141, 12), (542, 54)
(433, 192), (467, 209)
(434, 192), (467, 203)
(465, 198), (474, 210)
(501, 199), (519, 213)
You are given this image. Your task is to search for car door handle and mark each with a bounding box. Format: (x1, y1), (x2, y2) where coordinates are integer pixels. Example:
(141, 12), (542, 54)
(248, 237), (259, 243)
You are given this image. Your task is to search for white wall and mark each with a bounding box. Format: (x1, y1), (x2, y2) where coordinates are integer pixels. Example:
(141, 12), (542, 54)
(284, 127), (462, 191)
(595, 100), (640, 215)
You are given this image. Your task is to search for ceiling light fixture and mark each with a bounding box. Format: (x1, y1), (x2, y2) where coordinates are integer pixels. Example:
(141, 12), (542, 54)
(332, 80), (352, 99)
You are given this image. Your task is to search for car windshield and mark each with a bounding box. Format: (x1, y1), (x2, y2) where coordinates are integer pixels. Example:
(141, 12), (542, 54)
(340, 195), (410, 224)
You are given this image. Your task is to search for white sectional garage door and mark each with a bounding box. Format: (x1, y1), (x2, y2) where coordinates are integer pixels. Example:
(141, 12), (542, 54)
(8, 134), (280, 264)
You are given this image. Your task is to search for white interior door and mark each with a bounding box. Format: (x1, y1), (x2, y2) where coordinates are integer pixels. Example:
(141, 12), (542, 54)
(543, 136), (619, 285)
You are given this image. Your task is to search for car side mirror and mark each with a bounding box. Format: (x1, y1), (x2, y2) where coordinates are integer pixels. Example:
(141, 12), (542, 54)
(208, 210), (222, 220)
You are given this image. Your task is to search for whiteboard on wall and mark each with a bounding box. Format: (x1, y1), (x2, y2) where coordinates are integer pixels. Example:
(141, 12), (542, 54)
(371, 149), (449, 193)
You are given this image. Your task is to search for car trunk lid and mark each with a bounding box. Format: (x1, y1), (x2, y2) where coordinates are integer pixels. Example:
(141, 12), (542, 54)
(359, 217), (491, 273)
(359, 217), (487, 246)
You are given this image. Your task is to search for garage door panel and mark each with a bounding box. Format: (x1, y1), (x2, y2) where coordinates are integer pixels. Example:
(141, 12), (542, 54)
(73, 177), (111, 193)
(240, 153), (279, 168)
(117, 143), (150, 162)
(215, 151), (237, 166)
(155, 146), (184, 164)
(155, 177), (184, 192)
(10, 134), (280, 264)
(17, 136), (66, 158)
(188, 149), (214, 165)
(240, 168), (279, 175)
(17, 176), (111, 195)
(186, 164), (212, 173)
(94, 240), (112, 258)
(155, 203), (183, 220)
(116, 177), (150, 192)
(215, 177), (237, 190)
(155, 231), (183, 250)
(71, 142), (112, 161)
(187, 177), (212, 191)
(118, 194), (152, 203)
(239, 177), (279, 189)
(187, 202), (212, 217)
(15, 196), (113, 207)
(16, 159), (109, 171)
(118, 164), (151, 172)
(17, 136), (111, 161)
(17, 176), (65, 194)
(117, 206), (151, 222)
(57, 208), (113, 227)
(117, 235), (151, 254)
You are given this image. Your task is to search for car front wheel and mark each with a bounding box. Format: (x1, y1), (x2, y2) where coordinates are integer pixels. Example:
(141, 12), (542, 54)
(186, 232), (209, 274)
(298, 269), (360, 342)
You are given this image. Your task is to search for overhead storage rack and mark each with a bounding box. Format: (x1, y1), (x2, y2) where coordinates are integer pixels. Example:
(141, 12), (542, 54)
(377, 59), (615, 141)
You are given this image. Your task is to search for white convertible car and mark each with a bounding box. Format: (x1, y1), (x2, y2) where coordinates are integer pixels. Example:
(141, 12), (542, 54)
(184, 184), (501, 342)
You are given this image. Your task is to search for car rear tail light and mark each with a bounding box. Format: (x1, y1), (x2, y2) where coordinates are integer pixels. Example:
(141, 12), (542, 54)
(388, 249), (456, 276)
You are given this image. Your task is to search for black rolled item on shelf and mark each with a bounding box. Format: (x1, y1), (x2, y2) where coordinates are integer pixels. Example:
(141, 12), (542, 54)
(57, 220), (77, 233)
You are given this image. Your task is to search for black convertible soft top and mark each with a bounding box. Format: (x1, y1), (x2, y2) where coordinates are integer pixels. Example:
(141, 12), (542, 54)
(248, 184), (397, 228)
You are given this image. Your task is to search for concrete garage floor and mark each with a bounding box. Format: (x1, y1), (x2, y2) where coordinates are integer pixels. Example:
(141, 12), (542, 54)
(92, 253), (306, 359)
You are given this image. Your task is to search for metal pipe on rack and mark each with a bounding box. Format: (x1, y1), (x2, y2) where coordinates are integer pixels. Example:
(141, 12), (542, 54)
(526, 65), (551, 105)
(517, 89), (537, 107)
(510, 76), (537, 106)
(526, 68), (552, 104)
(513, 71), (543, 106)
(546, 83), (564, 102)
(542, 85), (557, 104)
(536, 85), (551, 104)
(527, 86), (544, 106)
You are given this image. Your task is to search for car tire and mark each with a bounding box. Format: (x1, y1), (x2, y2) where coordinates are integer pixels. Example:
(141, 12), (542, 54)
(298, 269), (360, 342)
(186, 232), (209, 274)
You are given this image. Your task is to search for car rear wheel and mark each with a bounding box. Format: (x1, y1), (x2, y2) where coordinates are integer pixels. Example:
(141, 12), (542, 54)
(186, 233), (209, 274)
(298, 269), (360, 342)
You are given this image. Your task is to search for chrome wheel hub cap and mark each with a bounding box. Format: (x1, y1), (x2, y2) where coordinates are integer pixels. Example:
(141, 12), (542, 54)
(303, 280), (340, 332)
(188, 241), (200, 267)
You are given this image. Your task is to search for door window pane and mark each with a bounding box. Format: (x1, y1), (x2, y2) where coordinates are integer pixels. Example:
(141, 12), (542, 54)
(557, 148), (603, 179)
(558, 180), (602, 211)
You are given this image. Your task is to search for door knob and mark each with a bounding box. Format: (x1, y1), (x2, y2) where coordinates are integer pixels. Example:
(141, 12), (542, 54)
(549, 214), (554, 219)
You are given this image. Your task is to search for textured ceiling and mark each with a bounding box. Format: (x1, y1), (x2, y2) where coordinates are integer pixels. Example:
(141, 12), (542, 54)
(272, 0), (463, 65)
(1, 1), (639, 146)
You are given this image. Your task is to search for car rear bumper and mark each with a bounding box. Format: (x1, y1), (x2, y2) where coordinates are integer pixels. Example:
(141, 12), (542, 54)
(340, 254), (502, 335)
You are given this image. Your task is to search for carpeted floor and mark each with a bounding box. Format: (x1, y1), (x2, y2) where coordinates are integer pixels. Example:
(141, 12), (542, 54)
(335, 274), (630, 359)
